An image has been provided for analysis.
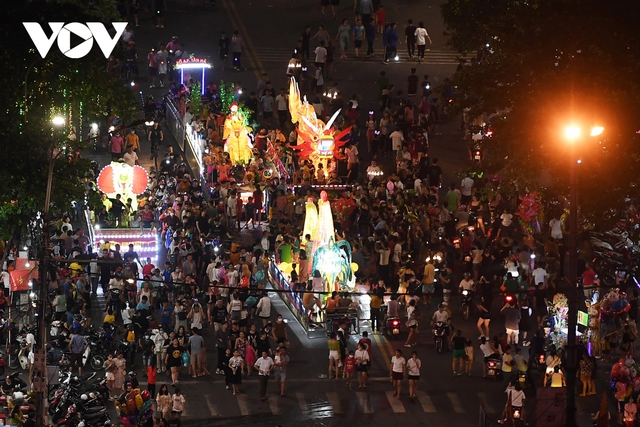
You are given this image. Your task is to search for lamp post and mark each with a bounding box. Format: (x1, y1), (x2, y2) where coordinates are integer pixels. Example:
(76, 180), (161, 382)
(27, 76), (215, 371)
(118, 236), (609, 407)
(35, 115), (65, 427)
(563, 124), (603, 427)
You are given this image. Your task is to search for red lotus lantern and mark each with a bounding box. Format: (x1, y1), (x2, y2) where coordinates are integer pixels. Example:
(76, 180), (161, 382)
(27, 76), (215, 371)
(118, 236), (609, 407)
(97, 162), (148, 195)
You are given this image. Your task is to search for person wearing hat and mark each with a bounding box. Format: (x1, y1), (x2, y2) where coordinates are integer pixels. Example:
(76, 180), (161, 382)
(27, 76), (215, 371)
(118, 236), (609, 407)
(459, 272), (475, 295)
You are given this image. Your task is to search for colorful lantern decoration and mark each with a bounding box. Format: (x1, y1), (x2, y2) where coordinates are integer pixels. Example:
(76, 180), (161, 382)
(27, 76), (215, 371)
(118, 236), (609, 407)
(288, 77), (351, 170)
(515, 191), (544, 235)
(223, 102), (253, 165)
(96, 162), (149, 205)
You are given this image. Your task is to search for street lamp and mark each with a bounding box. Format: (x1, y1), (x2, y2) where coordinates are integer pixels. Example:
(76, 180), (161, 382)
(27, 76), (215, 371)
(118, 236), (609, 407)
(52, 116), (65, 127)
(563, 124), (603, 427)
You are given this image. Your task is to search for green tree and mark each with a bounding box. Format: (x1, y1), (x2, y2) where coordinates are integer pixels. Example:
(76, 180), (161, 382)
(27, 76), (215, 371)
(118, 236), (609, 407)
(0, 0), (138, 239)
(441, 0), (640, 223)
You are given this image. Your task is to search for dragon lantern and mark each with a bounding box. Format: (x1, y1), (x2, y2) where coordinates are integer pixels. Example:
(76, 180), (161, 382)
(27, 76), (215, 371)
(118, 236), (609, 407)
(288, 77), (351, 174)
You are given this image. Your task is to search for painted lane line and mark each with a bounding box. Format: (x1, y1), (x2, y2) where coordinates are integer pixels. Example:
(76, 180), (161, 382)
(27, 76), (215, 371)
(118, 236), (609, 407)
(296, 392), (308, 413)
(356, 391), (374, 413)
(268, 396), (280, 415)
(447, 392), (465, 413)
(236, 394), (251, 416)
(477, 392), (495, 414)
(205, 394), (219, 416)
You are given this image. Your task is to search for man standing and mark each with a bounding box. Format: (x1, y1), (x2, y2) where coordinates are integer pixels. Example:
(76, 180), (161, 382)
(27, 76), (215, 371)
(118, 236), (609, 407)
(414, 21), (433, 62)
(254, 351), (275, 401)
(301, 26), (312, 59)
(69, 332), (87, 376)
(123, 146), (139, 167)
(314, 40), (327, 76)
(460, 173), (474, 206)
(148, 48), (158, 88)
(218, 31), (230, 71)
(231, 30), (243, 71)
(405, 19), (417, 60)
(360, 0), (374, 25)
(274, 347), (289, 396)
(156, 45), (168, 88)
(275, 89), (289, 129)
(188, 328), (205, 378)
(501, 300), (522, 345)
(215, 322), (230, 375)
(422, 258), (435, 305)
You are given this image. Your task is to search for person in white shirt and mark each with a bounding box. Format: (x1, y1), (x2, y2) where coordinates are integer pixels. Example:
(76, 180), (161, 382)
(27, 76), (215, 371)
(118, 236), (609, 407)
(531, 265), (548, 287)
(275, 89), (289, 127)
(261, 231), (270, 253)
(460, 174), (474, 205)
(501, 383), (526, 423)
(497, 208), (514, 239)
(123, 146), (138, 167)
(390, 129), (404, 153)
(226, 192), (238, 230)
(256, 294), (272, 325)
(390, 349), (406, 397)
(314, 41), (327, 73)
(414, 22), (432, 61)
(549, 217), (563, 240)
(458, 272), (475, 293)
(254, 351), (275, 400)
(406, 351), (421, 398)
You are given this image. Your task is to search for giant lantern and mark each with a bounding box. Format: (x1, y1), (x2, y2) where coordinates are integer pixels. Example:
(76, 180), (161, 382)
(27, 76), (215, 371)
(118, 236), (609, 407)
(97, 162), (149, 205)
(288, 77), (351, 176)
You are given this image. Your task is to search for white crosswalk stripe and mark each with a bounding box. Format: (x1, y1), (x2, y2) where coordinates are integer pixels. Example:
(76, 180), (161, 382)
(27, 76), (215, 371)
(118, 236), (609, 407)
(447, 392), (466, 413)
(180, 388), (501, 419)
(385, 391), (406, 413)
(252, 46), (464, 65)
(205, 394), (220, 416)
(356, 391), (374, 413)
(326, 392), (343, 414)
(417, 391), (436, 412)
(296, 392), (309, 413)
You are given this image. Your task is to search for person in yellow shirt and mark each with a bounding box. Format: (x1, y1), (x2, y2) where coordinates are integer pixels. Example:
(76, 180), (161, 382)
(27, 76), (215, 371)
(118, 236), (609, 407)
(125, 129), (140, 153)
(421, 258), (436, 305)
(103, 308), (116, 324)
(370, 288), (383, 334)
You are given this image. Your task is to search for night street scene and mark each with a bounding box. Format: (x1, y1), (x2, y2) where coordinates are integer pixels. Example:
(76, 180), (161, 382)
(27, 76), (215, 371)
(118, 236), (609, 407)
(2, 0), (640, 426)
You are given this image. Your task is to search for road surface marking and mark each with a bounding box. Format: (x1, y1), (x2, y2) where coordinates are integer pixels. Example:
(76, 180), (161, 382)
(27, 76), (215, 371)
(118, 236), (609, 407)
(236, 394), (251, 416)
(356, 392), (374, 413)
(227, 0), (265, 76)
(477, 392), (495, 413)
(205, 394), (219, 416)
(268, 396), (280, 415)
(417, 391), (436, 412)
(326, 392), (343, 414)
(385, 390), (406, 413)
(219, 0), (261, 80)
(296, 392), (308, 413)
(372, 334), (391, 370)
(447, 392), (465, 413)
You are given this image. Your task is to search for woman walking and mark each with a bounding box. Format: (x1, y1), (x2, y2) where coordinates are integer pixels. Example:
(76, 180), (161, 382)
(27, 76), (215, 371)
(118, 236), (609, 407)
(235, 331), (249, 375)
(390, 349), (406, 397)
(155, 384), (171, 421)
(229, 350), (245, 396)
(171, 388), (186, 419)
(337, 19), (352, 59)
(328, 332), (341, 379)
(579, 353), (595, 396)
(104, 354), (117, 398)
(355, 341), (370, 389)
(477, 296), (491, 337)
(407, 351), (421, 398)
(165, 337), (184, 386)
(114, 352), (127, 392)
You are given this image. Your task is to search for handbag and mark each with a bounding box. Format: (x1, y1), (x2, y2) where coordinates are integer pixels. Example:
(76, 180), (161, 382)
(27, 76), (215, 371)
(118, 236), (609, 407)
(181, 351), (190, 367)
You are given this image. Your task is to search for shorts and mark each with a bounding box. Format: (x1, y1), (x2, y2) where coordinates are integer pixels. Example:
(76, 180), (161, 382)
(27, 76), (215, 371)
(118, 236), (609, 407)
(275, 370), (286, 382)
(230, 310), (241, 321)
(356, 364), (368, 373)
(106, 372), (115, 381)
(392, 371), (403, 381)
(506, 328), (519, 336)
(263, 111), (273, 119)
(408, 375), (420, 381)
(70, 352), (84, 368)
(329, 350), (340, 360)
(354, 40), (363, 48)
(190, 353), (200, 366)
(142, 220), (153, 229)
(422, 283), (435, 294)
(452, 349), (465, 359)
(148, 67), (158, 76)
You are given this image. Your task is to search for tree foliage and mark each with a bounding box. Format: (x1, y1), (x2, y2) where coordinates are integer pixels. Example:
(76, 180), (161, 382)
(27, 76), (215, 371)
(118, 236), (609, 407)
(441, 0), (640, 223)
(0, 0), (137, 239)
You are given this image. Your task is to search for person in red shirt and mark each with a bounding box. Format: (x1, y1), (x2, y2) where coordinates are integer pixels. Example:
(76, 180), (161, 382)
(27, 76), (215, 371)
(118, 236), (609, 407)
(582, 263), (599, 289)
(344, 351), (356, 389)
(142, 258), (155, 277)
(358, 331), (373, 361)
(147, 359), (157, 398)
(139, 204), (155, 233)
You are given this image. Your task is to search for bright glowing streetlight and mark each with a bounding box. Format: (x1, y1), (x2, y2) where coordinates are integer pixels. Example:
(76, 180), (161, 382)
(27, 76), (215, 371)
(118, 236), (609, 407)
(51, 116), (65, 126)
(565, 126), (581, 140)
(590, 126), (604, 137)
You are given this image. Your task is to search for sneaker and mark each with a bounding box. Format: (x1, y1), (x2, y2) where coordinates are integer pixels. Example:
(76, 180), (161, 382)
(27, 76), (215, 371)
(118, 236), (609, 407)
(160, 25), (165, 28)
(155, 25), (160, 28)
(404, 344), (412, 347)
(150, 85), (155, 88)
(160, 82), (164, 87)
(225, 385), (230, 390)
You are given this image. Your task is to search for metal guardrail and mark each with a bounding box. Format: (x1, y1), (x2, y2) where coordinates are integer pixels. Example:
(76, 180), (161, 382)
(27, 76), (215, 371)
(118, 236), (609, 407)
(164, 97), (185, 152)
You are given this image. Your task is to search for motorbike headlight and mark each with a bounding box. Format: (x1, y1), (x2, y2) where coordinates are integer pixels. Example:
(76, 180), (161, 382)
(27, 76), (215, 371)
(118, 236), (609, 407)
(462, 290), (469, 296)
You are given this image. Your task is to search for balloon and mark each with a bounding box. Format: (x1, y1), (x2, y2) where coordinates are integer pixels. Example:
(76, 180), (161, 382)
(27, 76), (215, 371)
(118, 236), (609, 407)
(350, 262), (359, 273)
(135, 393), (143, 410)
(387, 181), (395, 192)
(625, 358), (634, 368)
(611, 380), (618, 392)
(140, 400), (153, 414)
(182, 351), (190, 367)
(626, 384), (634, 397)
(255, 270), (265, 282)
(127, 398), (136, 414)
(146, 409), (154, 417)
(631, 369), (637, 379)
(119, 416), (131, 426)
(130, 414), (137, 425)
(141, 390), (150, 402)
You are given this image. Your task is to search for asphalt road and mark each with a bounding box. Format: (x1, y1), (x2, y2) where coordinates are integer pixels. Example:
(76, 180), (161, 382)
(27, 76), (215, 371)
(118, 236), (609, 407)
(81, 1), (616, 426)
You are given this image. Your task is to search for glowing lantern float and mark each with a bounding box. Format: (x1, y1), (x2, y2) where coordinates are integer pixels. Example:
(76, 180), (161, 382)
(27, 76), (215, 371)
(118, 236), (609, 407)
(97, 162), (149, 199)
